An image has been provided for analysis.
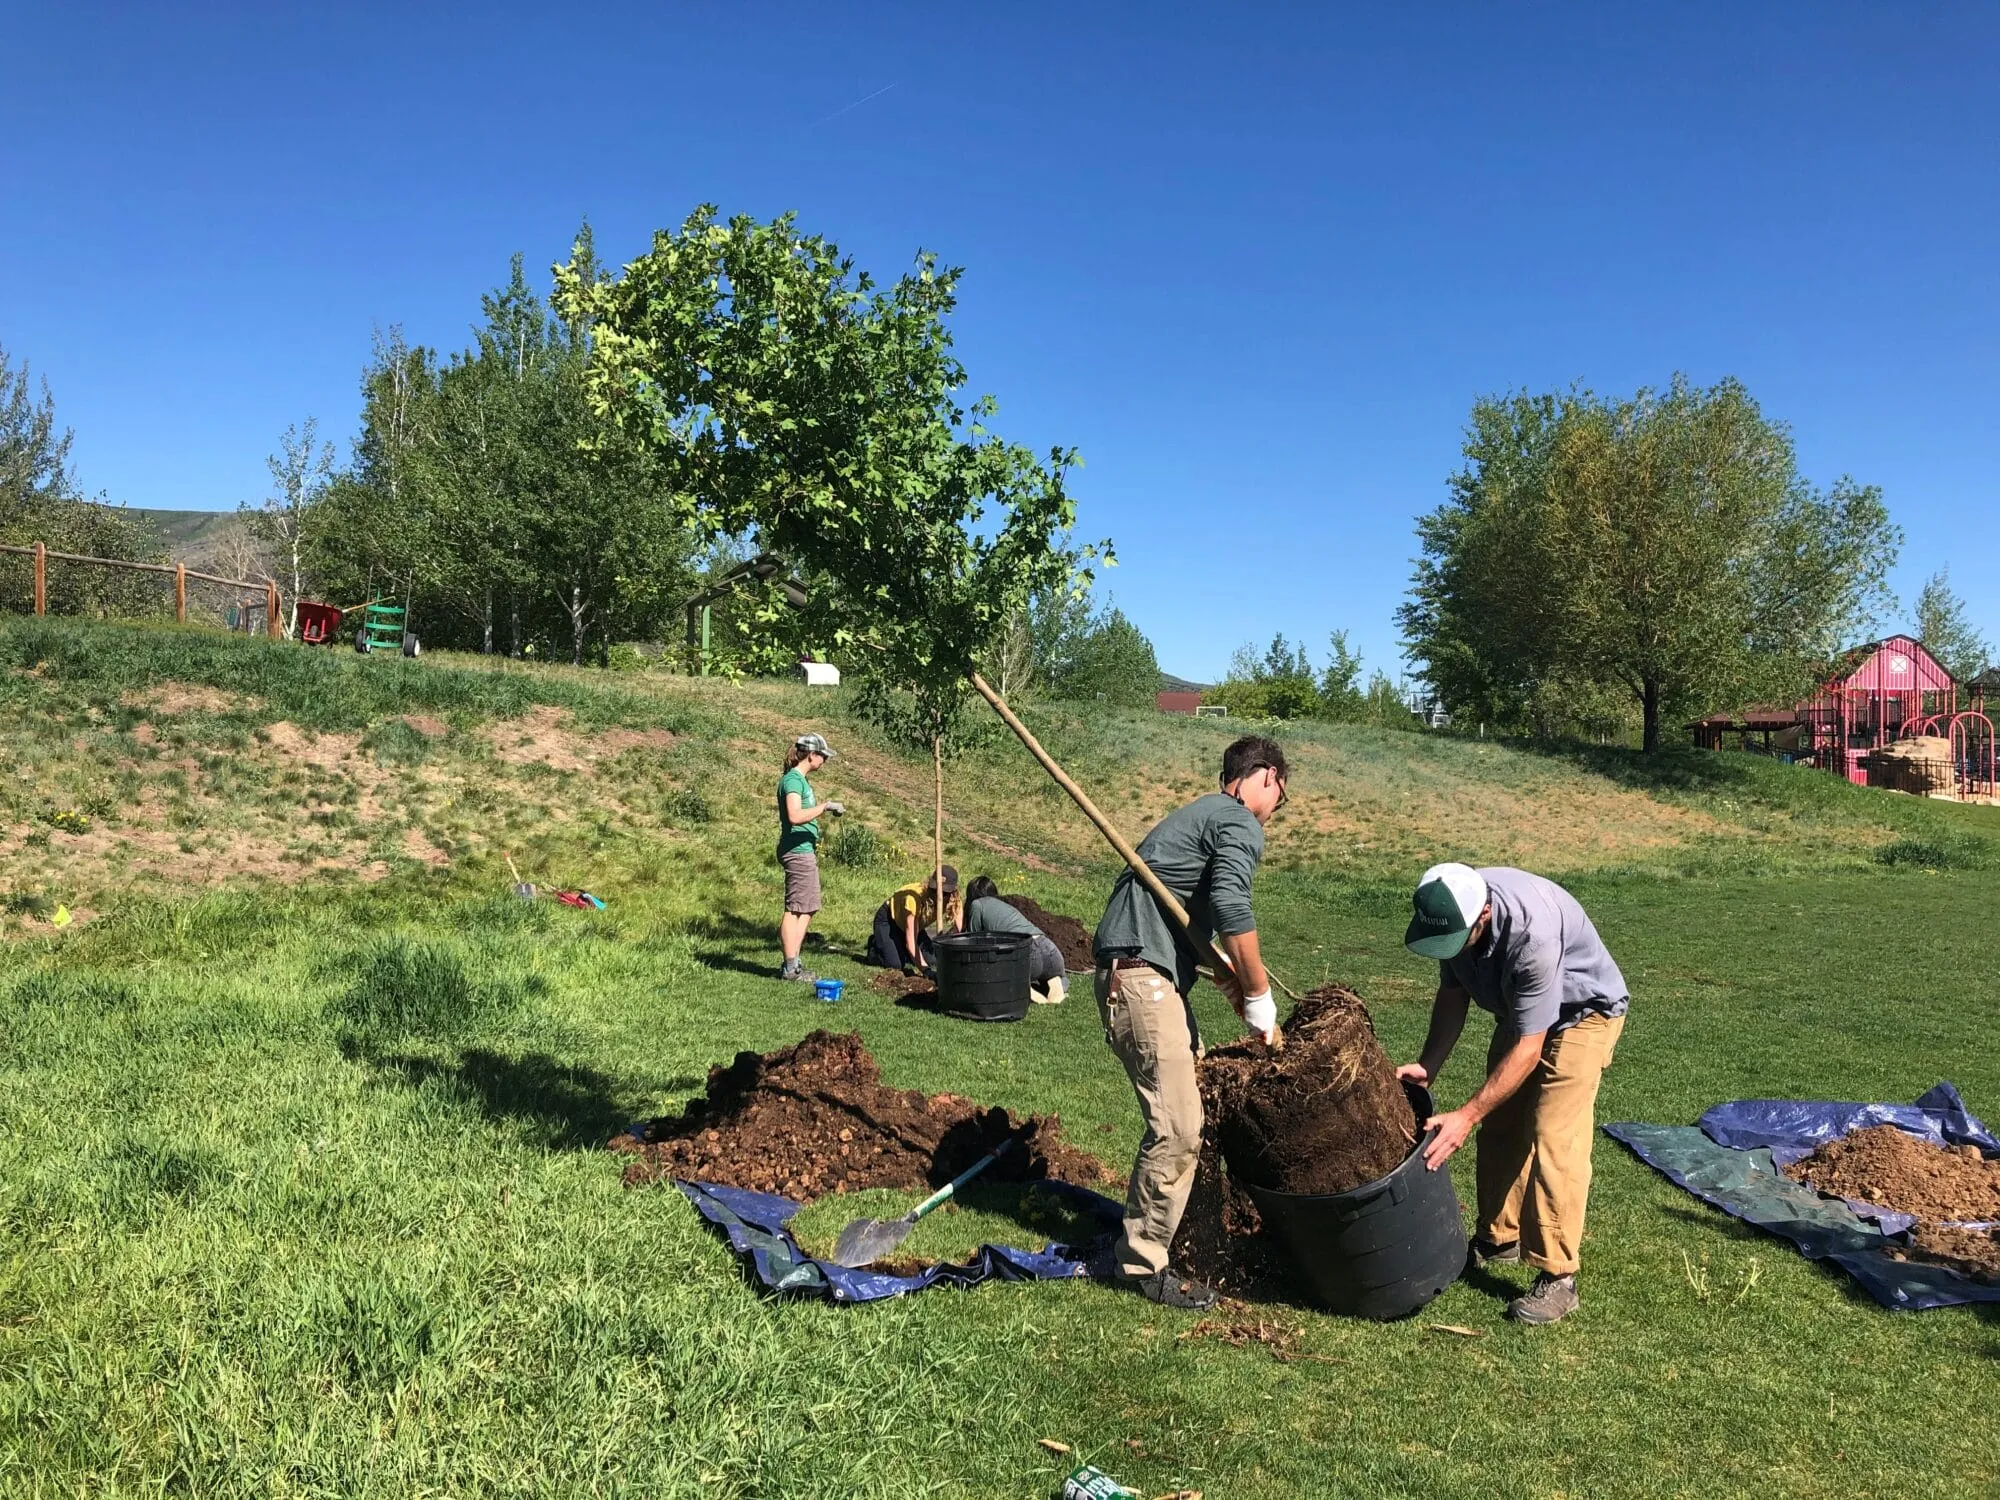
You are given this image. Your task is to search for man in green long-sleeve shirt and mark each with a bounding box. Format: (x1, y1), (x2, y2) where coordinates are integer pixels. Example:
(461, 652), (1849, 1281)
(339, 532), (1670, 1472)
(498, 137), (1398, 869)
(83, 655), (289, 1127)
(1092, 734), (1288, 1310)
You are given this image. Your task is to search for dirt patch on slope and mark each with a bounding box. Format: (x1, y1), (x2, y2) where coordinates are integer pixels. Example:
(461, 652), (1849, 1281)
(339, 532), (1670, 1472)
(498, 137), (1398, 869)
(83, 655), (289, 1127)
(120, 682), (262, 716)
(483, 706), (677, 771)
(259, 720), (363, 769)
(1171, 986), (1419, 1296)
(1000, 894), (1094, 971)
(613, 1030), (1112, 1201)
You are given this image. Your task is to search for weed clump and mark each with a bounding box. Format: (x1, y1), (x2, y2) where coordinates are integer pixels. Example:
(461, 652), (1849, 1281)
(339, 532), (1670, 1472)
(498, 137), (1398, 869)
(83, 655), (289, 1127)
(331, 937), (522, 1045)
(661, 786), (713, 826)
(823, 822), (884, 867)
(1876, 836), (1988, 871)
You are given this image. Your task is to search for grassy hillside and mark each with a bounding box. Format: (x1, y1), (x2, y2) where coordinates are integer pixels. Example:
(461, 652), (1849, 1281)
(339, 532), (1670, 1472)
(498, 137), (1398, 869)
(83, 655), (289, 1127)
(4, 617), (1999, 1497)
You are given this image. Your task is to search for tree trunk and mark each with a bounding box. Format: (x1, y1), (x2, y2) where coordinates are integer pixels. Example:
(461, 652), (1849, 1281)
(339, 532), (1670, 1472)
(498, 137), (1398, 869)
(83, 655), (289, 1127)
(932, 734), (945, 936)
(509, 595), (521, 658)
(1642, 676), (1661, 753)
(482, 590), (494, 655)
(570, 585), (586, 667)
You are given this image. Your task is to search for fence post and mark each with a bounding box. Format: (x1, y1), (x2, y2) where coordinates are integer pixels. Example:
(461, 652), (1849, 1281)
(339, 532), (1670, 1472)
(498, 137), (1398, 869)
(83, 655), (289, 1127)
(265, 581), (280, 638)
(33, 542), (45, 615)
(175, 563), (187, 623)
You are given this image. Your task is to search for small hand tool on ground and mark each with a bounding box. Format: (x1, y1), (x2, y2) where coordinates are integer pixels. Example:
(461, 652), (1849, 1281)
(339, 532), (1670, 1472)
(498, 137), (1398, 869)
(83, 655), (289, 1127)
(504, 854), (536, 901)
(828, 1138), (1018, 1267)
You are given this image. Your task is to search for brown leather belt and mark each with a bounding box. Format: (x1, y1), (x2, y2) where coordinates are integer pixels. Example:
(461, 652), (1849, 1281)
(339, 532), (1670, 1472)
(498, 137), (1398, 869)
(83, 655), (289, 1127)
(1107, 955), (1158, 973)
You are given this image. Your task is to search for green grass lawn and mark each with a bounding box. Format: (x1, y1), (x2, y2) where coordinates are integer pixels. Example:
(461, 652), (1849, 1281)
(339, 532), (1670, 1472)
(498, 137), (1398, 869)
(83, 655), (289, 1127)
(4, 619), (1999, 1497)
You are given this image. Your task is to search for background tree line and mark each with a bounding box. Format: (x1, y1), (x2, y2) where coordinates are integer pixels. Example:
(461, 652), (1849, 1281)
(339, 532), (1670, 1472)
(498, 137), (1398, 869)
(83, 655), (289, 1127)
(1398, 376), (1945, 751)
(1205, 631), (1416, 725)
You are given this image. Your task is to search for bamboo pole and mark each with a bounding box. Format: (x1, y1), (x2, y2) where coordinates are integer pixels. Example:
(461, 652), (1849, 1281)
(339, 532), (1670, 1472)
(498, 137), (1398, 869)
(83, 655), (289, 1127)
(33, 543), (45, 616)
(967, 671), (1298, 1014)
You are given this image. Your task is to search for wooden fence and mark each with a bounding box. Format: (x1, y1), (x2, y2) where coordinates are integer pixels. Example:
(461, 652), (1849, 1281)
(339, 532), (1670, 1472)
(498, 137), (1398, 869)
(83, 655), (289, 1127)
(0, 541), (280, 634)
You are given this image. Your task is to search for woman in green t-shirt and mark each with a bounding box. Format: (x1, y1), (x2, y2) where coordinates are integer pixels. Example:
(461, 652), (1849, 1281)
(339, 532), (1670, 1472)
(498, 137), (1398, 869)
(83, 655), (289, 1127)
(776, 733), (843, 983)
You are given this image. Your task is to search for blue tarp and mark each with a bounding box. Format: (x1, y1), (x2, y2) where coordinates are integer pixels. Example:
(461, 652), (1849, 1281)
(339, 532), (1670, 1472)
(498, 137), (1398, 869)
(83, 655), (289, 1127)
(1606, 1082), (2000, 1311)
(677, 1179), (1122, 1304)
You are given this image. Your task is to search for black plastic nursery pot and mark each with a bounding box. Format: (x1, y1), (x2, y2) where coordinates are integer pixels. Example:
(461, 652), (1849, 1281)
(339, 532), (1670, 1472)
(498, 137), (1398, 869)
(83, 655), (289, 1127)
(1241, 1083), (1465, 1320)
(933, 932), (1033, 1021)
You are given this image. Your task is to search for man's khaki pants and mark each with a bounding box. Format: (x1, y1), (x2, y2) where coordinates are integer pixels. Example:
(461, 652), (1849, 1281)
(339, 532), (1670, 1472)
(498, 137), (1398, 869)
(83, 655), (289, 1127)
(1476, 1012), (1625, 1276)
(1096, 963), (1203, 1279)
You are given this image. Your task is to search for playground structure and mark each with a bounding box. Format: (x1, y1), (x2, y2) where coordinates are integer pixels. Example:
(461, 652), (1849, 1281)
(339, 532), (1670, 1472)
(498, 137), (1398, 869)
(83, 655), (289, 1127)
(1795, 636), (1994, 802)
(1692, 635), (1996, 803)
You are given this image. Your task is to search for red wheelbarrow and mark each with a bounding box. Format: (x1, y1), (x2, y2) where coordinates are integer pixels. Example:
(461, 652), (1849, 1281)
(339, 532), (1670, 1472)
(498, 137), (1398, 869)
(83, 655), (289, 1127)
(295, 600), (346, 645)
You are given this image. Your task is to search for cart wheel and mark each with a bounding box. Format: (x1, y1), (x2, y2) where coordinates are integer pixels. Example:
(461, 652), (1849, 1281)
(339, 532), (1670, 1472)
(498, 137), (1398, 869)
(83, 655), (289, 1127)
(354, 626), (370, 654)
(402, 633), (421, 658)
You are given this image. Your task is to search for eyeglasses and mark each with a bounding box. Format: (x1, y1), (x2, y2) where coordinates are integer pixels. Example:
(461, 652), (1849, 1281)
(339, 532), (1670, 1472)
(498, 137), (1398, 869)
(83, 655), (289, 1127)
(1271, 770), (1289, 812)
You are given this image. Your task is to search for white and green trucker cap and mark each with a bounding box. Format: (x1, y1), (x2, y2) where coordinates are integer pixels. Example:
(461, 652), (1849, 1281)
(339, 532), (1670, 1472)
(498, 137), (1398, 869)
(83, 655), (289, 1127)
(794, 733), (837, 758)
(1404, 862), (1489, 959)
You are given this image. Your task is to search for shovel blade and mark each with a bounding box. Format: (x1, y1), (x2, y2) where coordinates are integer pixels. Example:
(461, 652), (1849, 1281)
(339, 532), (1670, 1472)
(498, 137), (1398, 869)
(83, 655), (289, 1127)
(828, 1215), (914, 1268)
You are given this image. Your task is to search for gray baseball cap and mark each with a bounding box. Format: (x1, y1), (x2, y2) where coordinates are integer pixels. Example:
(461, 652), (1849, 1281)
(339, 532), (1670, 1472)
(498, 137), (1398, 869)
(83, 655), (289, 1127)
(794, 733), (837, 758)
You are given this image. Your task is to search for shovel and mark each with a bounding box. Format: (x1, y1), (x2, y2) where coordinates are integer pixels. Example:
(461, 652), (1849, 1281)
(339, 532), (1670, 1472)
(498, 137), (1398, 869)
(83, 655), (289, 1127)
(828, 1139), (1018, 1268)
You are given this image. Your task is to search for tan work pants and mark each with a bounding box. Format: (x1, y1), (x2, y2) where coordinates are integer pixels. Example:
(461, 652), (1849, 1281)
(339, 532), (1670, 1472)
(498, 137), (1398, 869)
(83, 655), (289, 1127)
(1476, 1012), (1625, 1276)
(1097, 964), (1204, 1279)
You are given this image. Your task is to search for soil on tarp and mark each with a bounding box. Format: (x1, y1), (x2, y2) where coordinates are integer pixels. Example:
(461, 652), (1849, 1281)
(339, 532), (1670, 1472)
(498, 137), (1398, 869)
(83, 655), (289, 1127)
(1783, 1124), (2000, 1281)
(1905, 1224), (2000, 1283)
(1783, 1125), (2000, 1223)
(999, 895), (1095, 972)
(612, 1029), (1111, 1202)
(1170, 985), (1419, 1297)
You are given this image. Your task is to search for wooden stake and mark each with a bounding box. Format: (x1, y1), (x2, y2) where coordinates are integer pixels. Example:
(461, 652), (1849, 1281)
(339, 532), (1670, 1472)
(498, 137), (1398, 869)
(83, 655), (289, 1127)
(932, 733), (945, 935)
(174, 563), (186, 623)
(33, 542), (45, 615)
(968, 671), (1298, 1017)
(265, 580), (280, 638)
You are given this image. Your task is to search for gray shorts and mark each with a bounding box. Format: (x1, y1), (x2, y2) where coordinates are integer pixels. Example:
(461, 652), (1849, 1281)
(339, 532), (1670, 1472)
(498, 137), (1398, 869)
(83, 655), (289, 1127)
(780, 851), (821, 915)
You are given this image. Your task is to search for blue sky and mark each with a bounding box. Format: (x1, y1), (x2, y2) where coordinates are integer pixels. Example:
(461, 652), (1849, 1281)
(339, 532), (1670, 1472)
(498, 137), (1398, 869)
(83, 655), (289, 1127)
(4, 2), (1994, 681)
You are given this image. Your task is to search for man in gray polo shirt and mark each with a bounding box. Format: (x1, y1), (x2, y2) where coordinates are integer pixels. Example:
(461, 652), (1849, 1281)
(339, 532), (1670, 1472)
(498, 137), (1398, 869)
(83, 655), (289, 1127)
(1398, 862), (1629, 1325)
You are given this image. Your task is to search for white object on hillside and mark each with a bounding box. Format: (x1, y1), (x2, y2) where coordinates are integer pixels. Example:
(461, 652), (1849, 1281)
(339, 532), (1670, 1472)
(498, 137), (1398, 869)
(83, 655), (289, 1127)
(800, 661), (841, 687)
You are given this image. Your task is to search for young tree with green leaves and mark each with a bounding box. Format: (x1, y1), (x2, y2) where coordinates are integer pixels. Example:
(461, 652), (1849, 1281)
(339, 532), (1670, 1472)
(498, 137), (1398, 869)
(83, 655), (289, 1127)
(558, 206), (1088, 890)
(0, 342), (161, 613)
(1402, 377), (1902, 750)
(259, 419), (335, 640)
(1912, 568), (1990, 686)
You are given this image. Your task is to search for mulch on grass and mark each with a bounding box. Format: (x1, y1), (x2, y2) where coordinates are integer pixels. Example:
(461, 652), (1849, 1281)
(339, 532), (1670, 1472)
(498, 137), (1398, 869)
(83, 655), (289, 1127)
(613, 1030), (1112, 1202)
(1784, 1124), (2000, 1281)
(1172, 985), (1418, 1297)
(998, 895), (1094, 971)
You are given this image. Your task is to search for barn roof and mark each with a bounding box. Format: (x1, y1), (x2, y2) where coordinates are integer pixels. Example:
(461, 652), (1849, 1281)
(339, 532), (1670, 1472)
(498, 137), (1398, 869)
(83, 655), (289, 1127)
(1819, 634), (1954, 693)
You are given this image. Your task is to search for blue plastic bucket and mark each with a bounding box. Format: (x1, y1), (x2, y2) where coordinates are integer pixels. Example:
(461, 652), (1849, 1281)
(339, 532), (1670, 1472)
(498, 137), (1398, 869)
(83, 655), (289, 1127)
(813, 978), (845, 1004)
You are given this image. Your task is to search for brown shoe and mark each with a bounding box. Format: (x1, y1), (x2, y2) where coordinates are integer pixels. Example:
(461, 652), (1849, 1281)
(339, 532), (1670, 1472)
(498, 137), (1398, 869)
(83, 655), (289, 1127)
(1467, 1236), (1520, 1271)
(1508, 1273), (1579, 1325)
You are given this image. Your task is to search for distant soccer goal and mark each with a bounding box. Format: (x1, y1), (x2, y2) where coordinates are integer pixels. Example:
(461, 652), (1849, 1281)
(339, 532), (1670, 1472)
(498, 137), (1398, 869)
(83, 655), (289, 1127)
(1194, 704), (1230, 718)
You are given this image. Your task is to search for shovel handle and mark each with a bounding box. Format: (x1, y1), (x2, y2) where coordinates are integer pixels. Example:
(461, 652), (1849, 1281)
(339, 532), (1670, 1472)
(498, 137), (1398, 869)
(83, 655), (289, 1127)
(911, 1139), (1017, 1222)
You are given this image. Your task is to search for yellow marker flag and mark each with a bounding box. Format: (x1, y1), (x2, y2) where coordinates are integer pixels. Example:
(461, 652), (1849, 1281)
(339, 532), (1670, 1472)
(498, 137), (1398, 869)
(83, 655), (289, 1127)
(51, 904), (72, 928)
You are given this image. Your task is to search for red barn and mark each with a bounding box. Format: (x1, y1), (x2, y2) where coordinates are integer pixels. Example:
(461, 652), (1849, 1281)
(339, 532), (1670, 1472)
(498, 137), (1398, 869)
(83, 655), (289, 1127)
(1801, 635), (1956, 784)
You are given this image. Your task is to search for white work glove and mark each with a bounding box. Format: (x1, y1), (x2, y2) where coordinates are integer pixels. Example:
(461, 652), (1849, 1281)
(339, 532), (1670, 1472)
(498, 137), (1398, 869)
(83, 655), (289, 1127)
(822, 801), (845, 816)
(1242, 991), (1277, 1043)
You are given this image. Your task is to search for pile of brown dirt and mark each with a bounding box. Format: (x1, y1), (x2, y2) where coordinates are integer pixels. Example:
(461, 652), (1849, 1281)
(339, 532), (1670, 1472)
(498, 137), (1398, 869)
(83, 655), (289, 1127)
(999, 895), (1095, 971)
(1784, 1125), (2000, 1283)
(1783, 1125), (2000, 1222)
(613, 1029), (1111, 1202)
(1905, 1224), (2000, 1283)
(1171, 985), (1419, 1296)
